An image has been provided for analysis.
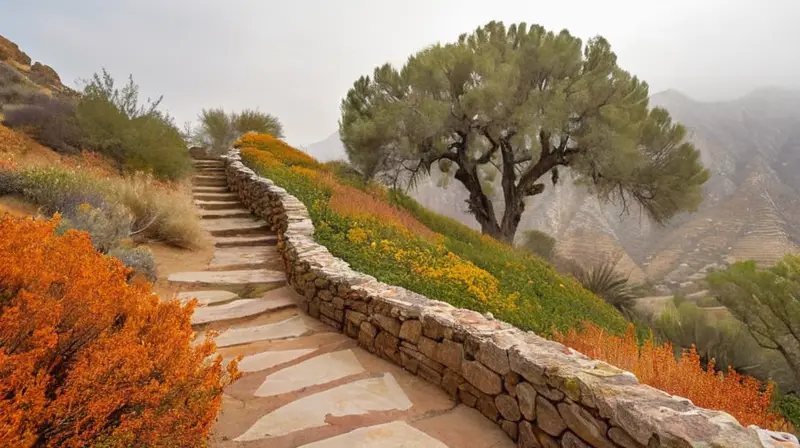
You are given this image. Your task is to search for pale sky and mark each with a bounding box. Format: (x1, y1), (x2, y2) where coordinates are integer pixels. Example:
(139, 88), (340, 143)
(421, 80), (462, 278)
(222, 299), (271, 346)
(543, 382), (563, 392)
(2, 0), (798, 146)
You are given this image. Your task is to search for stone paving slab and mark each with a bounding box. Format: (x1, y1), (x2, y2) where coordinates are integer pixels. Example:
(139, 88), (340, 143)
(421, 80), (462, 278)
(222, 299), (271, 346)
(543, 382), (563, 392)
(234, 374), (413, 441)
(195, 199), (243, 210)
(236, 348), (316, 373)
(177, 290), (239, 306)
(191, 298), (296, 326)
(215, 315), (312, 348)
(168, 269), (285, 297)
(254, 349), (365, 397)
(209, 246), (282, 270)
(297, 422), (448, 448)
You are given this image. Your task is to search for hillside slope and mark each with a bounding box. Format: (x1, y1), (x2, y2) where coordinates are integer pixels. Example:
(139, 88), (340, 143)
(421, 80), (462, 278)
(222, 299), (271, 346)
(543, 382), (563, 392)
(312, 88), (800, 288)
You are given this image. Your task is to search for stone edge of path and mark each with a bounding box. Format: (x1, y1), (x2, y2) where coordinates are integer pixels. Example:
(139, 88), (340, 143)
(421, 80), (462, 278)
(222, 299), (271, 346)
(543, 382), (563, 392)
(221, 149), (794, 448)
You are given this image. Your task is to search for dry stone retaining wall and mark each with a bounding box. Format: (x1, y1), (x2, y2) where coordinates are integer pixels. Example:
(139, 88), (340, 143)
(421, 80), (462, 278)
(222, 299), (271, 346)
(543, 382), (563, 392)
(222, 149), (791, 448)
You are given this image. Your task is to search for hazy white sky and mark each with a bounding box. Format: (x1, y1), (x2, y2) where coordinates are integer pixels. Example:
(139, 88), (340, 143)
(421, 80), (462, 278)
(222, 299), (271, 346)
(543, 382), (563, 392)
(2, 0), (799, 145)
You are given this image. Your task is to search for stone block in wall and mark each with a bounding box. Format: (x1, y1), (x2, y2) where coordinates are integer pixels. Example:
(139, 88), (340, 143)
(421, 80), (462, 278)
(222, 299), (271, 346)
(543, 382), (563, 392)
(557, 401), (613, 448)
(536, 396), (566, 437)
(562, 431), (590, 448)
(441, 368), (463, 398)
(500, 419), (518, 441)
(494, 394), (521, 422)
(462, 361), (502, 395)
(375, 331), (401, 364)
(320, 315), (342, 331)
(418, 363), (442, 386)
(434, 339), (463, 373)
(516, 381), (537, 421)
(398, 319), (422, 343)
(477, 394), (499, 422)
(373, 314), (401, 337)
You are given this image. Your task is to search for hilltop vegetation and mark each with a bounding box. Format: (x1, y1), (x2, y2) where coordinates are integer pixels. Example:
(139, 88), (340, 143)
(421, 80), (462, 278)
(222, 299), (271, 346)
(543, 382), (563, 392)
(240, 132), (628, 335)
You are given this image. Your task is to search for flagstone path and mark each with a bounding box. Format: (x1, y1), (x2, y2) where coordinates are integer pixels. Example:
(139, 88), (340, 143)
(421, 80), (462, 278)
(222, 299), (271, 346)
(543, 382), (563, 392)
(166, 159), (515, 448)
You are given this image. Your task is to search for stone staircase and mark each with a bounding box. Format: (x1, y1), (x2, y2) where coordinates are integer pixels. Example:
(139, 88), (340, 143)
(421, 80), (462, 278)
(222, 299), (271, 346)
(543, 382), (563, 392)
(167, 159), (514, 448)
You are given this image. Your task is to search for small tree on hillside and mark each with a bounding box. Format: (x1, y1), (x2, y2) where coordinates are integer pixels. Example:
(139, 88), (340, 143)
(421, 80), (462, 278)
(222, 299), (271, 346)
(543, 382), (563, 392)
(707, 255), (800, 384)
(194, 108), (283, 154)
(339, 21), (709, 243)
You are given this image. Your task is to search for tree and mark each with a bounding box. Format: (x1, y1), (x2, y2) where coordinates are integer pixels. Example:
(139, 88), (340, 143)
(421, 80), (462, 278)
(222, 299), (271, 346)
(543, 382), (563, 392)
(707, 255), (800, 385)
(194, 108), (283, 154)
(339, 21), (709, 243)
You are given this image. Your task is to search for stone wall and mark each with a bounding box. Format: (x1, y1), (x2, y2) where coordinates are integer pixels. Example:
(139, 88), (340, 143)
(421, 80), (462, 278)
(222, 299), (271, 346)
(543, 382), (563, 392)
(223, 149), (794, 448)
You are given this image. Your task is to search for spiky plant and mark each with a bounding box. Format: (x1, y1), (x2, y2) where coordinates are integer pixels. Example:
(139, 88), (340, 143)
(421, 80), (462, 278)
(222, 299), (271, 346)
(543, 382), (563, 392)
(571, 260), (639, 316)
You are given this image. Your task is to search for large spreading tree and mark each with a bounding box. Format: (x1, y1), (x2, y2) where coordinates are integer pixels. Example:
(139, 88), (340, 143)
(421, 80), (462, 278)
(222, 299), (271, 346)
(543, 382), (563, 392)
(339, 21), (709, 243)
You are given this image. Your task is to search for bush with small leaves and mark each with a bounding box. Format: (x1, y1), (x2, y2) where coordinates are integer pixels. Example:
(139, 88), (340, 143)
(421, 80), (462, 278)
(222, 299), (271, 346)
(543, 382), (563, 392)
(56, 202), (133, 253)
(2, 95), (82, 154)
(0, 215), (238, 447)
(108, 245), (157, 282)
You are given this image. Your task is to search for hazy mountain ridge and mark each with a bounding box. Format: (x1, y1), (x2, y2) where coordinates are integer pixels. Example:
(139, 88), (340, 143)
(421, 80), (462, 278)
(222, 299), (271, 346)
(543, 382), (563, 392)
(306, 88), (800, 287)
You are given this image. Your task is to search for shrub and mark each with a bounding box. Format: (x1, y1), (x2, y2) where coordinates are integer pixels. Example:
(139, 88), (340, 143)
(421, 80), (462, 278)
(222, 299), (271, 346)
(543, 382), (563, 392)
(2, 95), (82, 154)
(5, 166), (202, 249)
(56, 202), (133, 253)
(521, 229), (556, 261)
(568, 260), (639, 317)
(107, 171), (203, 248)
(76, 70), (192, 180)
(239, 133), (628, 335)
(776, 394), (800, 432)
(0, 169), (22, 195)
(0, 215), (237, 447)
(554, 321), (789, 431)
(194, 108), (284, 155)
(0, 61), (23, 86)
(108, 245), (157, 282)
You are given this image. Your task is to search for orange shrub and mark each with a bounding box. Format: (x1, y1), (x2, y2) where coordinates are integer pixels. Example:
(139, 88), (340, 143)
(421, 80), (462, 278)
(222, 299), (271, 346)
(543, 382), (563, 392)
(0, 215), (237, 447)
(554, 322), (788, 430)
(329, 182), (439, 240)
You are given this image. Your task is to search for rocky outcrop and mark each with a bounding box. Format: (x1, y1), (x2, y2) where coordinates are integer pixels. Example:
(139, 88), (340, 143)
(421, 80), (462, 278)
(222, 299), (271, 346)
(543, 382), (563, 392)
(222, 148), (797, 448)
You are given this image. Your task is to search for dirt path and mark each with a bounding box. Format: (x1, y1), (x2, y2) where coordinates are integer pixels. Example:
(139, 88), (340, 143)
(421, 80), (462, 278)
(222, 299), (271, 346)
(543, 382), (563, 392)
(164, 160), (514, 448)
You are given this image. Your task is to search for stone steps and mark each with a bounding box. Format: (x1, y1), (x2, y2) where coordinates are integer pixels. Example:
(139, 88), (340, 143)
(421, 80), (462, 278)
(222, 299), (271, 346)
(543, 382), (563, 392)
(167, 269), (286, 297)
(191, 296), (297, 326)
(194, 175), (227, 187)
(202, 217), (271, 237)
(194, 192), (239, 202)
(200, 208), (253, 220)
(177, 289), (239, 306)
(193, 186), (229, 194)
(208, 245), (282, 271)
(214, 234), (278, 248)
(195, 199), (242, 210)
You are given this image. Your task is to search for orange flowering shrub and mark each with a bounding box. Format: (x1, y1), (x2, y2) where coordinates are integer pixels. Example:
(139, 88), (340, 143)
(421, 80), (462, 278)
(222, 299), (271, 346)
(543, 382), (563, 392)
(329, 182), (438, 240)
(0, 215), (237, 447)
(554, 322), (788, 430)
(236, 133), (319, 167)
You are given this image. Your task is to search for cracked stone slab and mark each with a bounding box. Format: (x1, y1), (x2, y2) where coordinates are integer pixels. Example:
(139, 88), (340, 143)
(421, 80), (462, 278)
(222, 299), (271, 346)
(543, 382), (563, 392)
(195, 199), (242, 210)
(209, 246), (282, 270)
(254, 349), (366, 397)
(176, 290), (238, 306)
(236, 348), (316, 373)
(235, 374), (412, 441)
(191, 298), (296, 325)
(215, 315), (312, 347)
(298, 421), (448, 448)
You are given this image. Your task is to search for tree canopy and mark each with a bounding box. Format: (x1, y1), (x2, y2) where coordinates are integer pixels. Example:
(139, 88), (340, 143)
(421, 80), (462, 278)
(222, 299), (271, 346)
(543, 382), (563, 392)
(339, 21), (709, 243)
(707, 255), (800, 385)
(194, 108), (283, 155)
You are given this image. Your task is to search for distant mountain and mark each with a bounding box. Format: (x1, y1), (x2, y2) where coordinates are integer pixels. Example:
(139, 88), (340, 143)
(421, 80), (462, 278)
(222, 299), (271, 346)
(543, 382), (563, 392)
(302, 131), (347, 162)
(311, 88), (800, 289)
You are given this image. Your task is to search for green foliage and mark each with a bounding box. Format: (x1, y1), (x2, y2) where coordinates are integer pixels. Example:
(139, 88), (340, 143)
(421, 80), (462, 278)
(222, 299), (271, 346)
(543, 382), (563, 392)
(567, 260), (639, 317)
(107, 245), (157, 282)
(340, 21), (709, 242)
(521, 229), (556, 260)
(56, 203), (133, 253)
(707, 255), (800, 384)
(654, 298), (765, 373)
(76, 70), (191, 180)
(243, 148), (628, 335)
(195, 107), (284, 154)
(775, 394), (800, 430)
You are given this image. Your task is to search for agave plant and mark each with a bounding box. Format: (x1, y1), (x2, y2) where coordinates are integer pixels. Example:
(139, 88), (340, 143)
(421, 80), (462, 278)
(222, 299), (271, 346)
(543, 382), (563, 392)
(571, 260), (639, 316)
